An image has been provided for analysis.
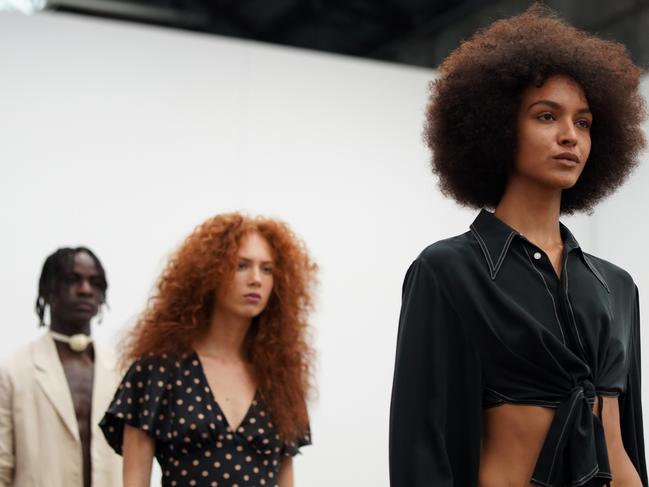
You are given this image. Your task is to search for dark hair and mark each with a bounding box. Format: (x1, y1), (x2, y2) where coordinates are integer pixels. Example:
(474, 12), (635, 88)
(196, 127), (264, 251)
(424, 4), (646, 213)
(36, 247), (108, 326)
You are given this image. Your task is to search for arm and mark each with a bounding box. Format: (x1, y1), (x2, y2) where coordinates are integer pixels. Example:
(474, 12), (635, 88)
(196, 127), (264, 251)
(278, 456), (294, 487)
(619, 286), (648, 486)
(601, 397), (642, 486)
(122, 424), (154, 487)
(0, 367), (14, 486)
(389, 257), (482, 487)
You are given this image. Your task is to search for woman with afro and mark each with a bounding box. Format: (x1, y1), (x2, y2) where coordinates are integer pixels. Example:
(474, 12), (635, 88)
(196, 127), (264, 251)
(390, 5), (646, 487)
(100, 213), (317, 487)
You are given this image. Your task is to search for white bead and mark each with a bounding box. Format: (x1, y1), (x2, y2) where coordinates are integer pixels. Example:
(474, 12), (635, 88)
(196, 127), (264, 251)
(69, 333), (90, 351)
(533, 252), (542, 260)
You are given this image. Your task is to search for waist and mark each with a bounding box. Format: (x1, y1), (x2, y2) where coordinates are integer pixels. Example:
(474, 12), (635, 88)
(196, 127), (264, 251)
(482, 381), (612, 487)
(480, 404), (555, 487)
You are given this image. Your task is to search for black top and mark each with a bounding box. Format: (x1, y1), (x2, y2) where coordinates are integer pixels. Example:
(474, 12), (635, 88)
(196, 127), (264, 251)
(389, 210), (647, 487)
(100, 352), (310, 487)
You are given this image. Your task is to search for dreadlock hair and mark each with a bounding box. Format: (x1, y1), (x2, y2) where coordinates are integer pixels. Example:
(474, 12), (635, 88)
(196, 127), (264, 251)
(36, 247), (108, 327)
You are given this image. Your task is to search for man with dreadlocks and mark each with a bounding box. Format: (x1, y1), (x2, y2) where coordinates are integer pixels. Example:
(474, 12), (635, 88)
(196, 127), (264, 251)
(0, 247), (121, 487)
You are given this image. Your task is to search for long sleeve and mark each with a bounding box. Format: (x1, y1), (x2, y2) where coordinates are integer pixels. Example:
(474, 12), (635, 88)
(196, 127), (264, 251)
(389, 256), (483, 487)
(619, 285), (648, 486)
(0, 365), (15, 487)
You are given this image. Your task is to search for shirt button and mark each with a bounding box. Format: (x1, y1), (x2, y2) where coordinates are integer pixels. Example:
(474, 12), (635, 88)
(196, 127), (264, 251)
(533, 252), (542, 260)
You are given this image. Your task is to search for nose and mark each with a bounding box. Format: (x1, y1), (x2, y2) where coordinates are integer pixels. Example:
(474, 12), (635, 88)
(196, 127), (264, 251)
(248, 267), (262, 286)
(77, 278), (94, 296)
(558, 119), (578, 147)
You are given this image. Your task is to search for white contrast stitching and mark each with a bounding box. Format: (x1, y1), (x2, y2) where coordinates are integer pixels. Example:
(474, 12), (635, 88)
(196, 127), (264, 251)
(485, 387), (560, 406)
(530, 477), (552, 487)
(564, 259), (588, 361)
(470, 224), (497, 279)
(582, 254), (610, 293)
(523, 246), (567, 346)
(493, 231), (516, 275)
(545, 391), (581, 482)
(570, 465), (599, 486)
(470, 224), (517, 280)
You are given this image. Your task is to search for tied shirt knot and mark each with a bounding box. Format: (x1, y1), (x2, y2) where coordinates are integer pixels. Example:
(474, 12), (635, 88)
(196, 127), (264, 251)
(532, 380), (611, 487)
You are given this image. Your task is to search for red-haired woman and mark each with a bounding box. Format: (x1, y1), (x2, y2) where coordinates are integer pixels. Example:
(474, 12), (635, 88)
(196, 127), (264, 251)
(100, 213), (317, 487)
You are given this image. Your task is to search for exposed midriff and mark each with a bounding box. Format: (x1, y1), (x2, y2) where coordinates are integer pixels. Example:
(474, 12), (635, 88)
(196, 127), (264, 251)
(478, 399), (641, 487)
(479, 403), (554, 487)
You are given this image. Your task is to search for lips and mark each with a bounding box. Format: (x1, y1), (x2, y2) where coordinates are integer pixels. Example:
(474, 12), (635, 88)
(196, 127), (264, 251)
(244, 293), (262, 303)
(553, 152), (580, 165)
(73, 302), (96, 312)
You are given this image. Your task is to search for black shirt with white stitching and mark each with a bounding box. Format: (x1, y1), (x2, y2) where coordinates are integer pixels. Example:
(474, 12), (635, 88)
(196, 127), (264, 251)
(389, 209), (646, 487)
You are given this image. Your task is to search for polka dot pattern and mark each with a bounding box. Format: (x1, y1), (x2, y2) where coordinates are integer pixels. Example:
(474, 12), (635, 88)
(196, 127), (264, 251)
(100, 353), (310, 486)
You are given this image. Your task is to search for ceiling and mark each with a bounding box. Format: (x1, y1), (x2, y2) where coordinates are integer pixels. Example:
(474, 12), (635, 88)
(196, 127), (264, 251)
(45, 0), (649, 69)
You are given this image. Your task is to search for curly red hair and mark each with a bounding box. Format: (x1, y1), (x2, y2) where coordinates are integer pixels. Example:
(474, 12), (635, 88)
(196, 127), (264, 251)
(121, 213), (317, 441)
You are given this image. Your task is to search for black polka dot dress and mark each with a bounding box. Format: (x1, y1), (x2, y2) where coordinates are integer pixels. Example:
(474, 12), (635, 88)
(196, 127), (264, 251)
(100, 353), (310, 487)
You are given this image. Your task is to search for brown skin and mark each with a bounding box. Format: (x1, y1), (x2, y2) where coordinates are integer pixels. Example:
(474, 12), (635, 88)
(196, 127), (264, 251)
(425, 5), (646, 214)
(123, 233), (295, 487)
(479, 76), (642, 487)
(497, 75), (591, 276)
(48, 251), (104, 487)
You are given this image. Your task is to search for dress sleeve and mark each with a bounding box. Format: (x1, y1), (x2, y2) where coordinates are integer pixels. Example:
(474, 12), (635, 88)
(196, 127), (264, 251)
(281, 428), (311, 457)
(389, 257), (483, 487)
(619, 285), (648, 486)
(99, 356), (175, 455)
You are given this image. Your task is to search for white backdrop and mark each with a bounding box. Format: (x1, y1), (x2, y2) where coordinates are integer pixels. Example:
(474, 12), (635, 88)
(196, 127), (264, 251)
(0, 11), (647, 487)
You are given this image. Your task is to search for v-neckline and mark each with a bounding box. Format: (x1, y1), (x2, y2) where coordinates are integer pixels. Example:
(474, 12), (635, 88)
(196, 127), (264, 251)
(193, 351), (257, 433)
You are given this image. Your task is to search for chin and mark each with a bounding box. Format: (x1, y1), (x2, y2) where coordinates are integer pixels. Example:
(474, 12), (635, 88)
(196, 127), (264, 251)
(539, 173), (582, 190)
(236, 308), (265, 320)
(69, 311), (96, 322)
(556, 178), (581, 190)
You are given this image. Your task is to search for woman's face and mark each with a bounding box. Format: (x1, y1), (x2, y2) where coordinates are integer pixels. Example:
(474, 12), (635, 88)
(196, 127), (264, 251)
(215, 232), (275, 320)
(513, 74), (592, 190)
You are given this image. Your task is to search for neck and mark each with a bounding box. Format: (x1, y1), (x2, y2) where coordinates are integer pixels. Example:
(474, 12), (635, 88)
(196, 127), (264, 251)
(49, 318), (91, 336)
(495, 176), (563, 247)
(196, 307), (252, 361)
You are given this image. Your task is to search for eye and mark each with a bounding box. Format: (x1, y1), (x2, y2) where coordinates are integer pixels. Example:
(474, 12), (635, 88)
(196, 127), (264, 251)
(237, 262), (248, 270)
(537, 112), (555, 122)
(576, 119), (591, 130)
(262, 266), (273, 275)
(90, 277), (106, 289)
(65, 274), (80, 284)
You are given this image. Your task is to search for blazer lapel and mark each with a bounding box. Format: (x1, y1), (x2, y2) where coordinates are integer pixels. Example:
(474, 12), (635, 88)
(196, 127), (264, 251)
(32, 333), (80, 441)
(91, 343), (118, 427)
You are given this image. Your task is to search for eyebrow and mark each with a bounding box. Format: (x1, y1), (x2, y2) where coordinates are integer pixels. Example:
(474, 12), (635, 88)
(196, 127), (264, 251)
(527, 99), (591, 114)
(69, 270), (100, 278)
(239, 256), (273, 265)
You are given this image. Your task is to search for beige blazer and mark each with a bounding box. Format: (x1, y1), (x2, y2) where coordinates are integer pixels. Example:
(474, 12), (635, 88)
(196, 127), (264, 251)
(0, 333), (122, 487)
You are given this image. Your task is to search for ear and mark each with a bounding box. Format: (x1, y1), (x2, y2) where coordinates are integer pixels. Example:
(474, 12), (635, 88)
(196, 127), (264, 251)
(97, 306), (104, 325)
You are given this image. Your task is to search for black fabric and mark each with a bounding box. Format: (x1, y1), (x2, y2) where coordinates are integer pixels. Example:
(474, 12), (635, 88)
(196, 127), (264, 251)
(389, 209), (647, 487)
(100, 353), (310, 487)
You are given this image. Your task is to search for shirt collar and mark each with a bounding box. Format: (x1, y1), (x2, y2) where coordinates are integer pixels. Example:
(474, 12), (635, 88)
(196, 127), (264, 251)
(469, 209), (609, 291)
(469, 209), (518, 280)
(560, 223), (580, 253)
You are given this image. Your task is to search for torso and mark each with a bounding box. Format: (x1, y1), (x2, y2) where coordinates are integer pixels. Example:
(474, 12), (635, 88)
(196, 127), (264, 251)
(402, 211), (642, 485)
(479, 399), (641, 487)
(479, 404), (553, 487)
(55, 342), (94, 487)
(101, 353), (307, 487)
(195, 352), (257, 431)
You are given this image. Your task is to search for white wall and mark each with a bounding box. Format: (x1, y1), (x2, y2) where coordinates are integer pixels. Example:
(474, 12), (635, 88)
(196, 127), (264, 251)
(590, 78), (649, 317)
(0, 11), (646, 487)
